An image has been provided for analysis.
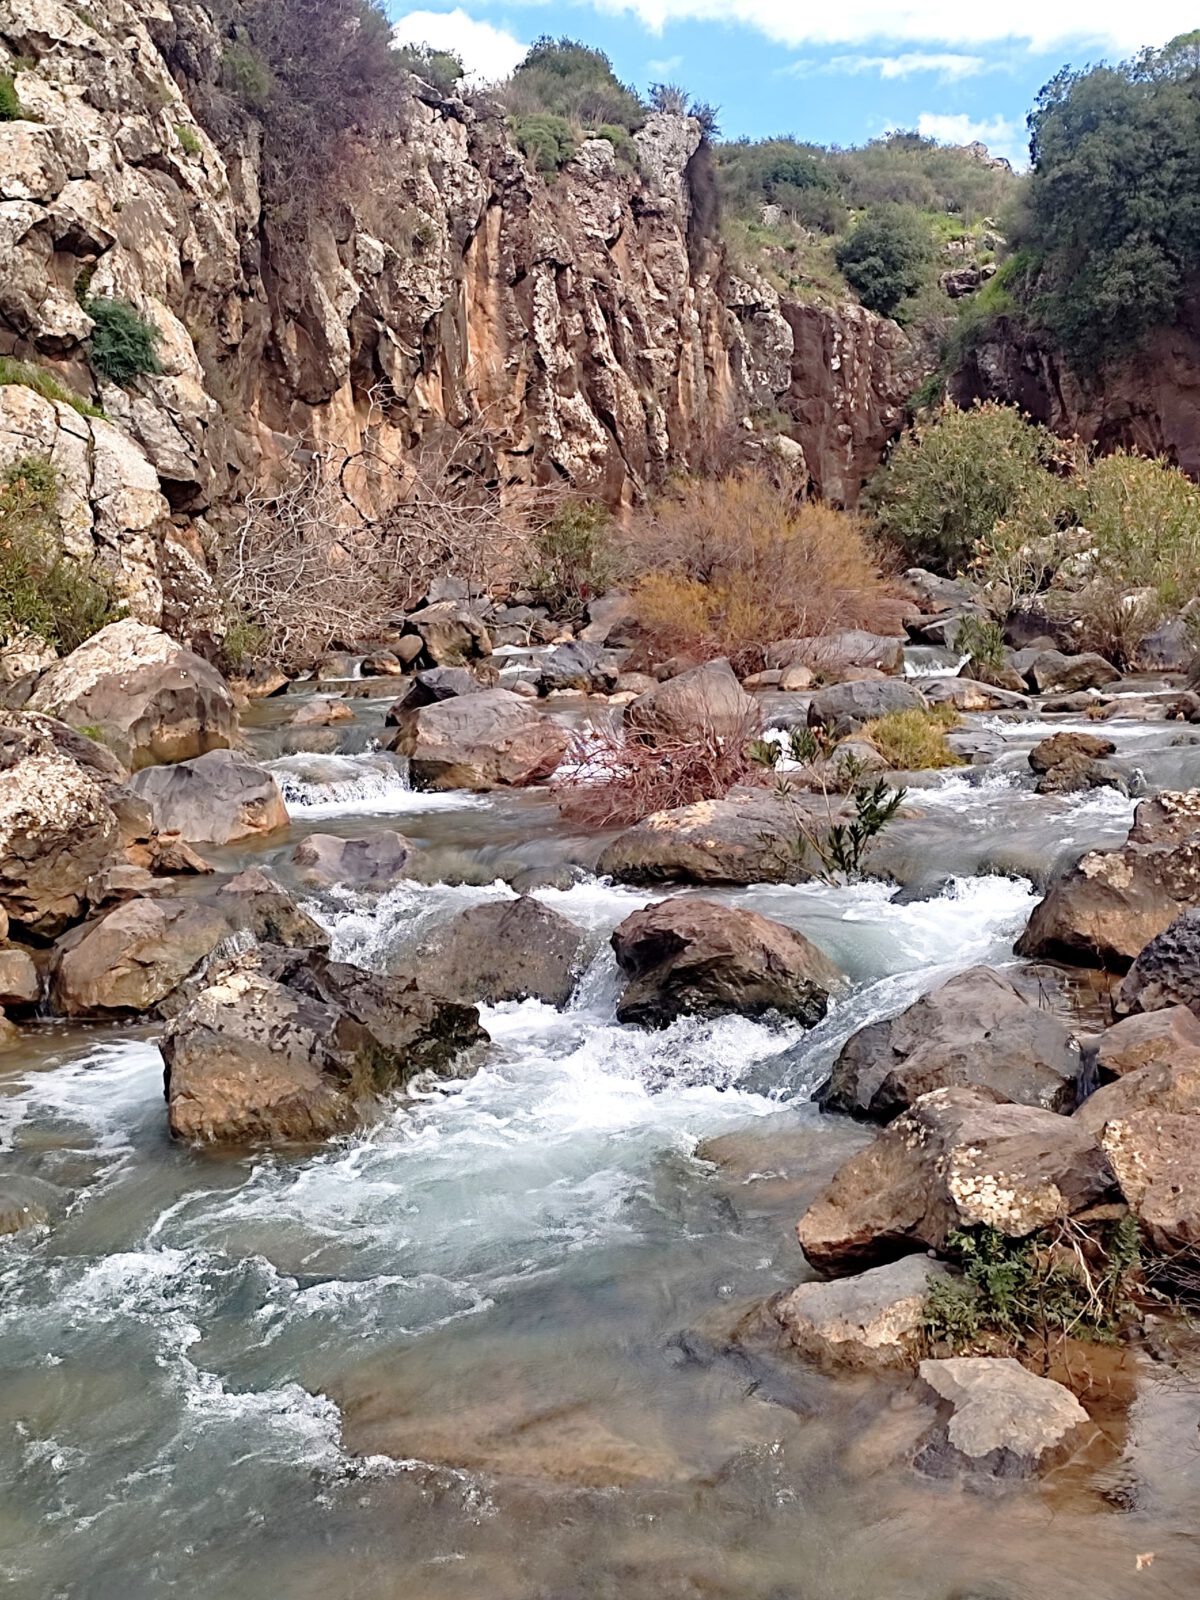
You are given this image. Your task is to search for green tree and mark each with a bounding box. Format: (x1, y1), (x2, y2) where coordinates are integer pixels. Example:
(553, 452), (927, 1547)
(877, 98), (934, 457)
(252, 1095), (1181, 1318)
(502, 37), (644, 132)
(835, 204), (932, 316)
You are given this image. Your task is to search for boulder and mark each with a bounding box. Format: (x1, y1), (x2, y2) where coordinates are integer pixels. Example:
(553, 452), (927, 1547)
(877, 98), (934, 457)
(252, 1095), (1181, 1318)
(915, 1357), (1089, 1479)
(580, 592), (635, 646)
(390, 688), (570, 790)
(817, 967), (1082, 1122)
(384, 667), (482, 721)
(1118, 907), (1200, 1016)
(625, 659), (755, 745)
(766, 631), (906, 676)
(0, 1175), (63, 1236)
(0, 947), (39, 1009)
(774, 1256), (952, 1372)
(1089, 1007), (1200, 1080)
(1015, 791), (1200, 970)
(807, 679), (924, 735)
(416, 896), (584, 1008)
(1029, 732), (1116, 773)
(597, 787), (838, 886)
(1074, 1051), (1200, 1138)
(1098, 1111), (1200, 1251)
(289, 696), (355, 727)
(127, 750), (288, 846)
(161, 950), (487, 1144)
(610, 896), (838, 1028)
(26, 619), (237, 770)
(402, 601), (492, 666)
(924, 678), (1028, 713)
(796, 1086), (1115, 1275)
(213, 868), (329, 952)
(1034, 753), (1128, 797)
(1133, 616), (1191, 673)
(1017, 650), (1120, 695)
(292, 830), (416, 891)
(538, 642), (617, 694)
(51, 896), (234, 1017)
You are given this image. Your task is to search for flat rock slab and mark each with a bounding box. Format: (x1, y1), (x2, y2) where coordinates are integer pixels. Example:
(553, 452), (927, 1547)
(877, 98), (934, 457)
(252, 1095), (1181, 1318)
(916, 1356), (1089, 1479)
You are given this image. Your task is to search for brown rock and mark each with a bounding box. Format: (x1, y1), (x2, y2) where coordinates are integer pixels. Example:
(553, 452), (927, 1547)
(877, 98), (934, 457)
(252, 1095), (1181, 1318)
(292, 830), (415, 891)
(416, 896), (584, 1008)
(0, 947), (39, 1009)
(1028, 731), (1116, 774)
(1090, 1007), (1200, 1079)
(390, 688), (569, 790)
(0, 746), (122, 939)
(774, 1255), (952, 1372)
(1099, 1111), (1200, 1250)
(611, 896), (838, 1027)
(1117, 906), (1200, 1016)
(127, 750), (288, 846)
(1074, 1051), (1200, 1138)
(52, 897), (233, 1017)
(403, 602), (492, 667)
(290, 696), (355, 727)
(625, 659), (756, 745)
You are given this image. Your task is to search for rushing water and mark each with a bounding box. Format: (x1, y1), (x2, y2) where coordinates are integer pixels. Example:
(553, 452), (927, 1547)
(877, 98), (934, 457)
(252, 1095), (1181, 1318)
(3, 688), (1200, 1598)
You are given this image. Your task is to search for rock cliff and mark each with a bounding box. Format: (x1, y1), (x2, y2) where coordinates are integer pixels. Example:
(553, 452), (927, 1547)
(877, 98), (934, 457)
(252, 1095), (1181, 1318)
(0, 0), (917, 626)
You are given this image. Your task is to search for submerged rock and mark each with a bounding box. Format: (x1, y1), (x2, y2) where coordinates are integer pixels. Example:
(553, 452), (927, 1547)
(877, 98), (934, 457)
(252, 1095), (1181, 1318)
(390, 688), (570, 790)
(797, 1086), (1115, 1275)
(915, 1357), (1089, 1479)
(416, 896), (584, 1008)
(611, 896), (838, 1027)
(774, 1255), (951, 1372)
(0, 1175), (64, 1235)
(128, 750), (288, 846)
(818, 966), (1082, 1122)
(26, 619), (237, 770)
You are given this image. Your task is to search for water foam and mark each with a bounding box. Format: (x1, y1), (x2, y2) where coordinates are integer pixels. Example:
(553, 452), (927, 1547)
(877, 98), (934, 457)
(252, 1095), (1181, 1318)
(268, 753), (486, 818)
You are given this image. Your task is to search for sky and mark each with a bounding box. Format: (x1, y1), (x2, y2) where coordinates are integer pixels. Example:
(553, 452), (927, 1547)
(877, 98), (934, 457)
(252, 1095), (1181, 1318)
(387, 2), (1197, 167)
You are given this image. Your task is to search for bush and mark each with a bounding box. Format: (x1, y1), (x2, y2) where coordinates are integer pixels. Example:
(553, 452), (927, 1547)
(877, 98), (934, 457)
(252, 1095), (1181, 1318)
(511, 112), (576, 173)
(595, 122), (637, 167)
(85, 297), (163, 385)
(869, 401), (1059, 574)
(860, 705), (963, 770)
(501, 37), (644, 133)
(526, 500), (616, 618)
(835, 204), (933, 317)
(0, 355), (104, 418)
(625, 471), (896, 665)
(391, 42), (464, 93)
(175, 122), (202, 156)
(0, 73), (26, 121)
(0, 457), (124, 653)
(953, 615), (1006, 678)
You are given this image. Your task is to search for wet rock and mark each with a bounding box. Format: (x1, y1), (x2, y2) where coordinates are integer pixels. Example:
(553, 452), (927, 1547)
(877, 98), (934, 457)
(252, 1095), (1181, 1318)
(1117, 907), (1200, 1016)
(402, 601), (492, 667)
(26, 619), (237, 770)
(774, 1255), (952, 1372)
(915, 1357), (1089, 1479)
(416, 896), (584, 1008)
(0, 1175), (63, 1235)
(597, 787), (838, 886)
(625, 659), (755, 745)
(1029, 732), (1116, 773)
(291, 830), (416, 891)
(390, 688), (569, 791)
(817, 966), (1082, 1122)
(1098, 1111), (1200, 1250)
(314, 653), (359, 682)
(1090, 1007), (1200, 1079)
(214, 868), (329, 952)
(162, 951), (487, 1144)
(289, 696), (355, 727)
(52, 896), (233, 1017)
(1016, 649), (1120, 695)
(1016, 791), (1200, 970)
(384, 666), (483, 720)
(611, 896), (838, 1028)
(127, 750), (288, 846)
(0, 947), (39, 1010)
(1035, 753), (1129, 797)
(807, 678), (925, 735)
(797, 1086), (1115, 1275)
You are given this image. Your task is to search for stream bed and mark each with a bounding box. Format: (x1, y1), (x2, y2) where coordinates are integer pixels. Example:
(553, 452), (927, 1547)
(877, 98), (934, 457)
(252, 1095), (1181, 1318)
(3, 681), (1200, 1598)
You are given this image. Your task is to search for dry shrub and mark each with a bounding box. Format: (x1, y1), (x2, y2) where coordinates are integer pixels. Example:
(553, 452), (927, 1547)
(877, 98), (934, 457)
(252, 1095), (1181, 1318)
(623, 471), (896, 665)
(554, 708), (765, 830)
(860, 705), (962, 770)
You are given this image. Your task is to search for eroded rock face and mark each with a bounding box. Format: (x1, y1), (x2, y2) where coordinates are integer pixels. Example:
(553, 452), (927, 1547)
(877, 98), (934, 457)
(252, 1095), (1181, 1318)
(611, 896), (838, 1028)
(797, 1086), (1115, 1276)
(162, 948), (486, 1144)
(27, 620), (237, 770)
(416, 896), (584, 1008)
(818, 966), (1082, 1122)
(391, 688), (569, 790)
(128, 749), (287, 845)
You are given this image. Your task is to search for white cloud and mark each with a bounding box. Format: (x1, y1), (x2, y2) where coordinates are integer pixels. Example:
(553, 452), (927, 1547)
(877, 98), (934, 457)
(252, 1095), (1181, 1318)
(583, 0), (1195, 55)
(391, 9), (528, 84)
(787, 50), (987, 79)
(916, 110), (1026, 164)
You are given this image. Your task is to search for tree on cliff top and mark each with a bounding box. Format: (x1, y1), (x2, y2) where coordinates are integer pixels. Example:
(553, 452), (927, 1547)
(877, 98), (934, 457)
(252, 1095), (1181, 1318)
(500, 37), (645, 133)
(1016, 32), (1200, 373)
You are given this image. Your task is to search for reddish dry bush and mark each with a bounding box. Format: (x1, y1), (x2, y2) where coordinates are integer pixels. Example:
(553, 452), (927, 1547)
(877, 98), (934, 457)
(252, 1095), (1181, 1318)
(553, 710), (767, 830)
(621, 470), (897, 665)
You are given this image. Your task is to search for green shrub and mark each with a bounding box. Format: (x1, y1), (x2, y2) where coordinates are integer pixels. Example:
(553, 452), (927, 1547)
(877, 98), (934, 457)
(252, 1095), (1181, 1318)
(953, 615), (1006, 678)
(0, 73), (26, 121)
(512, 112), (576, 173)
(501, 37), (644, 133)
(595, 122), (637, 167)
(391, 42), (464, 94)
(85, 296), (163, 385)
(860, 704), (963, 770)
(174, 122), (201, 156)
(221, 610), (270, 673)
(222, 38), (274, 110)
(0, 457), (124, 653)
(0, 355), (104, 418)
(527, 500), (616, 619)
(869, 401), (1059, 574)
(835, 204), (933, 317)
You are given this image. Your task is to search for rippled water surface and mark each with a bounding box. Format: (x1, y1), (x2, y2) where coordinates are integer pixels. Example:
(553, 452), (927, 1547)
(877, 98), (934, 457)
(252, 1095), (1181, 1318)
(3, 689), (1200, 1599)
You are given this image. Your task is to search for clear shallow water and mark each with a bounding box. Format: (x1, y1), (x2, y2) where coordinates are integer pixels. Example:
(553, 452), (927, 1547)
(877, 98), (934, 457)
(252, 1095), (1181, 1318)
(4, 705), (1200, 1598)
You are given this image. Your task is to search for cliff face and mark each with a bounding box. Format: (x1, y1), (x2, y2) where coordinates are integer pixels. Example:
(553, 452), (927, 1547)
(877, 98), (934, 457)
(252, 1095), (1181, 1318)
(0, 0), (915, 628)
(951, 305), (1200, 477)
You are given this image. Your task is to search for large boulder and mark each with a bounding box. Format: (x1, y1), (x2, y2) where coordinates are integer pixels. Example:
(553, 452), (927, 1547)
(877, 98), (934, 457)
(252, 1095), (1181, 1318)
(774, 1256), (952, 1372)
(818, 967), (1082, 1122)
(26, 619), (237, 770)
(1089, 1006), (1200, 1080)
(1117, 907), (1200, 1016)
(1029, 731), (1116, 773)
(1097, 1111), (1200, 1251)
(610, 896), (838, 1027)
(625, 660), (755, 745)
(796, 1086), (1115, 1276)
(1016, 792), (1200, 970)
(807, 679), (925, 735)
(390, 688), (569, 791)
(597, 787), (839, 886)
(1074, 1051), (1200, 1138)
(161, 949), (487, 1144)
(1028, 731), (1125, 798)
(1015, 649), (1120, 695)
(401, 602), (492, 667)
(292, 830), (416, 891)
(0, 948), (39, 1009)
(767, 631), (906, 676)
(128, 750), (288, 846)
(416, 896), (584, 1008)
(51, 897), (233, 1018)
(385, 667), (483, 721)
(915, 1358), (1089, 1480)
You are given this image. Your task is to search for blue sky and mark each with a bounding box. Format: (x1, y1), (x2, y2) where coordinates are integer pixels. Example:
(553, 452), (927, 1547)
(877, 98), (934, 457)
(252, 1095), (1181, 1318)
(388, 3), (1197, 166)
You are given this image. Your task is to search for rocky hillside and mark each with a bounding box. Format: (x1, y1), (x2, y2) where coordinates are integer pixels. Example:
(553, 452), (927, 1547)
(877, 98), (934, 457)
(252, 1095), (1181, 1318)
(0, 0), (917, 637)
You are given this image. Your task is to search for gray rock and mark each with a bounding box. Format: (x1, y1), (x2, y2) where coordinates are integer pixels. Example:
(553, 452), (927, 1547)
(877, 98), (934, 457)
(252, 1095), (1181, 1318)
(807, 678), (925, 735)
(1118, 906), (1200, 1016)
(416, 896), (584, 1008)
(1019, 650), (1120, 695)
(538, 641), (617, 693)
(292, 830), (415, 891)
(626, 659), (756, 745)
(775, 1255), (952, 1371)
(128, 750), (288, 846)
(390, 688), (570, 790)
(384, 667), (483, 721)
(0, 1175), (64, 1235)
(916, 1357), (1089, 1479)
